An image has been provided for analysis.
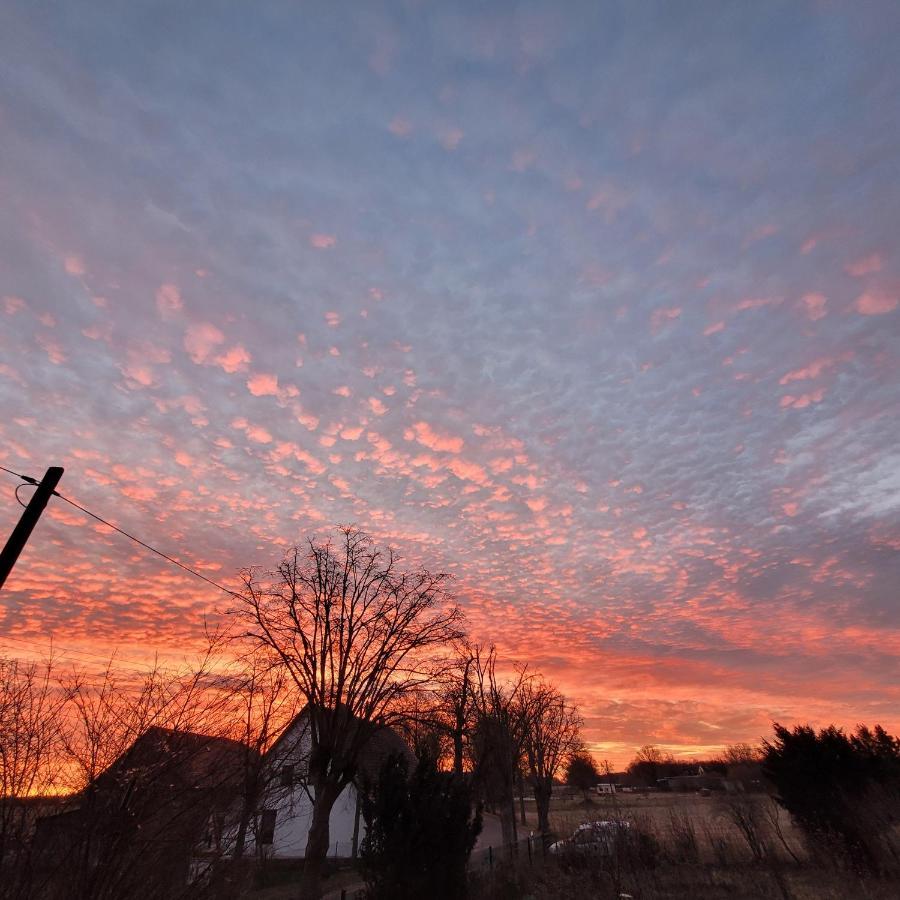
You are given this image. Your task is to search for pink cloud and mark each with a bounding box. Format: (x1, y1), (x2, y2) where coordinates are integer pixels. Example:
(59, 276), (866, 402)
(388, 116), (412, 137)
(735, 296), (779, 312)
(650, 306), (682, 332)
(800, 293), (827, 321)
(406, 421), (464, 453)
(64, 254), (85, 276)
(293, 445), (325, 475)
(296, 408), (319, 431)
(246, 425), (273, 444)
(0, 363), (25, 386)
(585, 182), (629, 221)
(743, 223), (779, 247)
(703, 321), (725, 336)
(121, 363), (155, 386)
(324, 311), (341, 326)
(36, 334), (66, 364)
(780, 352), (851, 385)
(310, 233), (336, 249)
(3, 296), (25, 315)
(783, 503), (799, 517)
(174, 450), (194, 467)
(247, 372), (279, 396)
(155, 283), (183, 318)
(844, 254), (882, 277)
(440, 127), (464, 150)
(215, 344), (251, 373)
(780, 388), (826, 409)
(368, 397), (387, 416)
(184, 322), (225, 363)
(447, 458), (490, 486)
(856, 290), (897, 316)
(800, 236), (817, 254)
(333, 385), (351, 397)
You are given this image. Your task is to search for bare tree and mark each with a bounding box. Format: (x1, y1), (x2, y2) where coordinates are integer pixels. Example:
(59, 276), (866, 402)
(440, 643), (477, 776)
(44, 648), (242, 900)
(396, 641), (477, 774)
(517, 677), (582, 834)
(219, 648), (300, 862)
(469, 647), (528, 848)
(627, 743), (675, 786)
(0, 655), (66, 899)
(233, 526), (464, 900)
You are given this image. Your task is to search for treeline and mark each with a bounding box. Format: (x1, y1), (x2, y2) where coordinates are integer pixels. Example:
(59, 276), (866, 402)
(2, 527), (899, 898)
(0, 527), (586, 900)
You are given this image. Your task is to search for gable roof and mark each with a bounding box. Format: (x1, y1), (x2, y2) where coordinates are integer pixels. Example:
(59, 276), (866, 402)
(268, 707), (414, 783)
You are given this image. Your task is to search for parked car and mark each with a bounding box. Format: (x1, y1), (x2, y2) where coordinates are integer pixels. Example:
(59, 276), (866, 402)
(548, 820), (631, 855)
(548, 819), (660, 867)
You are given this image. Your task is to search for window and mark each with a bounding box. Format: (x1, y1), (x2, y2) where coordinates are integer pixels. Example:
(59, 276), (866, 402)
(258, 809), (277, 845)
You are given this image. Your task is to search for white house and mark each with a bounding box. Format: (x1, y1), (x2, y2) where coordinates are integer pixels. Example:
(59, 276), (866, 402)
(246, 710), (413, 860)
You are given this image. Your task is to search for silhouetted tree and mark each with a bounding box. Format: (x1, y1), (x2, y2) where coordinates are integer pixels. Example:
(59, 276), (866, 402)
(762, 723), (900, 870)
(627, 744), (675, 787)
(0, 656), (66, 899)
(566, 751), (599, 802)
(517, 677), (582, 833)
(360, 752), (481, 900)
(234, 526), (464, 900)
(469, 647), (528, 847)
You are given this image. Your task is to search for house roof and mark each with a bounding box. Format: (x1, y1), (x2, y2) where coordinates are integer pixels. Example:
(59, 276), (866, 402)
(268, 706), (414, 783)
(74, 726), (253, 811)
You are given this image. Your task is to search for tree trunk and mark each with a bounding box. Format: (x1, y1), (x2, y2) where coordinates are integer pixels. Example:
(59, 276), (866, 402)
(351, 789), (361, 859)
(452, 728), (464, 776)
(498, 804), (516, 847)
(518, 774), (528, 826)
(534, 780), (552, 835)
(299, 781), (340, 900)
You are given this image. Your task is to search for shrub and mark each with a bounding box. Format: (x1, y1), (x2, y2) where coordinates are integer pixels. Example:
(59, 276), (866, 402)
(360, 752), (481, 899)
(762, 723), (900, 870)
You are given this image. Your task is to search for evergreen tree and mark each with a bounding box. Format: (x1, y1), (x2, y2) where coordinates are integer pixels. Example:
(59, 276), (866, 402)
(360, 753), (481, 900)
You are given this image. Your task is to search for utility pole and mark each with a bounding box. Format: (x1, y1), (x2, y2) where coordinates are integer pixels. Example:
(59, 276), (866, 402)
(0, 466), (64, 592)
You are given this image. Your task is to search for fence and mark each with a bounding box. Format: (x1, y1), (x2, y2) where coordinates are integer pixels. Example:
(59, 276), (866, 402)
(469, 832), (552, 873)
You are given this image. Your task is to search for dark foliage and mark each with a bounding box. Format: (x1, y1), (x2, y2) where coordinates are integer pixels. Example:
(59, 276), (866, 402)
(762, 722), (900, 870)
(360, 752), (482, 900)
(565, 752), (599, 799)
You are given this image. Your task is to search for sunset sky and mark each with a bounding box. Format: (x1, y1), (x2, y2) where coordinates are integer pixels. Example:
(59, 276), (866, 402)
(1, 1), (898, 767)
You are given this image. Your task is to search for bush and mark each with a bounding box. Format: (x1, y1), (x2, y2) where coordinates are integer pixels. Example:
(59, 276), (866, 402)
(360, 752), (481, 899)
(762, 723), (900, 870)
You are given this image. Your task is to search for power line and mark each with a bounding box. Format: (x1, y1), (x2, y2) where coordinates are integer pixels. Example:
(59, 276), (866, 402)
(1, 463), (243, 600)
(0, 463), (34, 483)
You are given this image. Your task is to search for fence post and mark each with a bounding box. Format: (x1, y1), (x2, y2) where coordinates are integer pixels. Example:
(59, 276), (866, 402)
(488, 845), (493, 871)
(527, 835), (532, 865)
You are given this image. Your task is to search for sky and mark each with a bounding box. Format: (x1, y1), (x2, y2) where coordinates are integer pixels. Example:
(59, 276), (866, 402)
(1, 0), (898, 767)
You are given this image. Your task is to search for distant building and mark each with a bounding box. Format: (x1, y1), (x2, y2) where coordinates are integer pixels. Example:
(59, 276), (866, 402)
(659, 773), (726, 792)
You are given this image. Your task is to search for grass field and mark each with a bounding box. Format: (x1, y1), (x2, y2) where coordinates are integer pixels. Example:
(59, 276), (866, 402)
(247, 791), (900, 898)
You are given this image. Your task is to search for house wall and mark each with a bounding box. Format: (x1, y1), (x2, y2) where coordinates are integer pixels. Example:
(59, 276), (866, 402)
(268, 782), (362, 859)
(247, 716), (367, 859)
